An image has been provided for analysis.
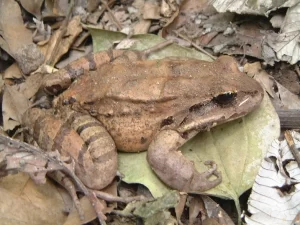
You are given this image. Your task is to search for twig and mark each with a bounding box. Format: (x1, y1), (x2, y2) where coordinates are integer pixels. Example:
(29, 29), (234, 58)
(93, 189), (146, 203)
(173, 31), (216, 60)
(294, 64), (300, 79)
(142, 40), (174, 58)
(284, 130), (300, 167)
(100, 0), (122, 31)
(49, 171), (84, 220)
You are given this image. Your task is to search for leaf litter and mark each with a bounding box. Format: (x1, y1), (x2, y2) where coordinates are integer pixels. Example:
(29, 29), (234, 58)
(0, 0), (299, 224)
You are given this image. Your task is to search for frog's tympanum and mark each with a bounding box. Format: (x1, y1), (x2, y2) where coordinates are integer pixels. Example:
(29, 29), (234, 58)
(22, 49), (264, 192)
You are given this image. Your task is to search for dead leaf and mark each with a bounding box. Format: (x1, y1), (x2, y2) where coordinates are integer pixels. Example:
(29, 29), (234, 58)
(0, 0), (44, 74)
(45, 16), (83, 66)
(211, 0), (299, 15)
(0, 173), (69, 225)
(244, 62), (277, 98)
(244, 61), (300, 109)
(3, 63), (23, 79)
(143, 1), (161, 20)
(246, 131), (300, 225)
(18, 72), (44, 99)
(55, 46), (93, 69)
(19, 0), (44, 19)
(267, 3), (300, 64)
(201, 195), (235, 225)
(2, 85), (30, 131)
(276, 82), (300, 109)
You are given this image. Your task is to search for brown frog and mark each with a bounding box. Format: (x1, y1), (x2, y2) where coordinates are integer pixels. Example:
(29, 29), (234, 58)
(22, 48), (264, 192)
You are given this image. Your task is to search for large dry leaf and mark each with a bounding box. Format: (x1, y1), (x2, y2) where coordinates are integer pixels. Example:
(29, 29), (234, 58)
(0, 173), (69, 225)
(245, 131), (300, 225)
(0, 0), (32, 53)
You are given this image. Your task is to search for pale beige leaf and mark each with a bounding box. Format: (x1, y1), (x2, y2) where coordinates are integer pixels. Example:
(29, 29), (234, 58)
(246, 131), (300, 225)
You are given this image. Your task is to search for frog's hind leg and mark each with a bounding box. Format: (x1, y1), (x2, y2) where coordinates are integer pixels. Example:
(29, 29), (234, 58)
(61, 108), (118, 189)
(147, 130), (222, 192)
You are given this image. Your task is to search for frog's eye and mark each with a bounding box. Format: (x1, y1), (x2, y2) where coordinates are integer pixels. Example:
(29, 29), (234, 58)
(213, 91), (237, 105)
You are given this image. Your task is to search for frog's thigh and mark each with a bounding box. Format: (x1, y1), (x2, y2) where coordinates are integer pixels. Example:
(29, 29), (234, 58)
(147, 130), (222, 192)
(64, 111), (118, 189)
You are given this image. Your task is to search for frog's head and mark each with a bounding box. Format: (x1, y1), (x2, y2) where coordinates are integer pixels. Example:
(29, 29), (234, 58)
(176, 56), (264, 135)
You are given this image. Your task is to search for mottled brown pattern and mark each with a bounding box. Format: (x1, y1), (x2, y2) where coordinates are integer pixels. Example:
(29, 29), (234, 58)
(24, 50), (264, 192)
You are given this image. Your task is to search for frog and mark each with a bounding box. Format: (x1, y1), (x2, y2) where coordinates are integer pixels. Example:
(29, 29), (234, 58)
(22, 47), (264, 192)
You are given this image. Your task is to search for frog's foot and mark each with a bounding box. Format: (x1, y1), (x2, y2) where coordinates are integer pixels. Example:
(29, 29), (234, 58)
(147, 130), (222, 192)
(188, 160), (222, 192)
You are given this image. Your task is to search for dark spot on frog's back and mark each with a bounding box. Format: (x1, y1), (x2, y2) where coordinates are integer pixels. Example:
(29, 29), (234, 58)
(65, 65), (84, 81)
(85, 54), (97, 71)
(170, 63), (183, 76)
(141, 137), (147, 144)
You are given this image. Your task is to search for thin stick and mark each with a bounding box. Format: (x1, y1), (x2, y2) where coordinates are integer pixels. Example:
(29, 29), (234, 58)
(284, 130), (300, 167)
(101, 0), (122, 31)
(173, 31), (216, 60)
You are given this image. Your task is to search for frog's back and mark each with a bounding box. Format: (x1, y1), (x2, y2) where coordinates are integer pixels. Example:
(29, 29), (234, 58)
(59, 57), (261, 152)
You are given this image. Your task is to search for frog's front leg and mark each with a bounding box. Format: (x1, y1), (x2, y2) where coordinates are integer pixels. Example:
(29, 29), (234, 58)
(147, 130), (222, 192)
(43, 49), (129, 95)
